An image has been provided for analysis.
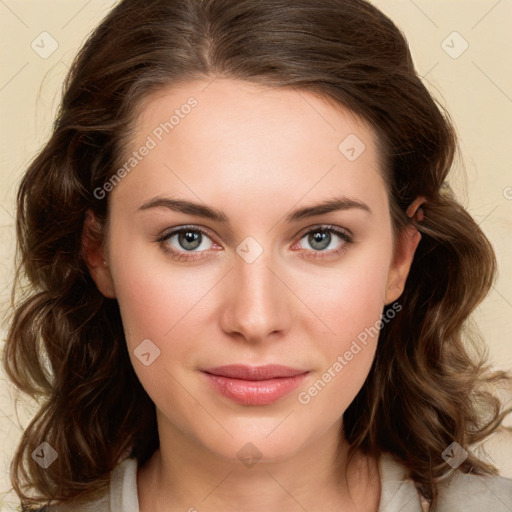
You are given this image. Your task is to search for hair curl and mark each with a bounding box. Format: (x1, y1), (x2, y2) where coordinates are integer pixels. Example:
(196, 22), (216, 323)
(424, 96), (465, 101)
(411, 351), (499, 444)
(3, 0), (511, 510)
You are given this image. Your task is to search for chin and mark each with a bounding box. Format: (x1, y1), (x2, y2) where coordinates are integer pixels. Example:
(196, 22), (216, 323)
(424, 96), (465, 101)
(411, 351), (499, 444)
(193, 417), (321, 466)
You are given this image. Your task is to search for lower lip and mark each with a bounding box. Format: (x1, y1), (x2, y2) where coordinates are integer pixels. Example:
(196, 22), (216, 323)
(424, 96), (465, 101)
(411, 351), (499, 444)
(203, 372), (308, 405)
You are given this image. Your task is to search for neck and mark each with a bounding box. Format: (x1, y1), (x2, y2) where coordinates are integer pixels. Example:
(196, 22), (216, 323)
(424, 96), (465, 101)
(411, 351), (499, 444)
(137, 416), (381, 512)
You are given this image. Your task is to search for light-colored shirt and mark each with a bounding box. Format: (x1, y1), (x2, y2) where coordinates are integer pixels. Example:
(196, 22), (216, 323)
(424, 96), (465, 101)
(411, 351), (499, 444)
(47, 452), (512, 511)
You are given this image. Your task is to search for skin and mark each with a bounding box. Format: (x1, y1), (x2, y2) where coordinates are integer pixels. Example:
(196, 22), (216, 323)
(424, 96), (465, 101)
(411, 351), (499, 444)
(83, 78), (424, 512)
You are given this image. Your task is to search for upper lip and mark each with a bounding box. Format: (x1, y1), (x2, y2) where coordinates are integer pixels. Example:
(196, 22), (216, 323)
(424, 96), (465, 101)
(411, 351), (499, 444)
(202, 364), (309, 381)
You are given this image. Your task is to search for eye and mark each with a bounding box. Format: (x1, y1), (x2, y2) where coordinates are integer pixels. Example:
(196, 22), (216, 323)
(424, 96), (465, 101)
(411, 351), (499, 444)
(156, 224), (353, 262)
(156, 226), (218, 260)
(292, 225), (353, 259)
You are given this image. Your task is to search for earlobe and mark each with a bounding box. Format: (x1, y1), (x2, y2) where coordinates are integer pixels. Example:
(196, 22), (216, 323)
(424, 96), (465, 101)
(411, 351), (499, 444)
(384, 197), (426, 305)
(81, 210), (116, 299)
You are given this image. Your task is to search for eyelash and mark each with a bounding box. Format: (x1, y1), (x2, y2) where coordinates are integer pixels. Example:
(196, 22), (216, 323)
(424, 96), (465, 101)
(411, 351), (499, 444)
(155, 224), (353, 262)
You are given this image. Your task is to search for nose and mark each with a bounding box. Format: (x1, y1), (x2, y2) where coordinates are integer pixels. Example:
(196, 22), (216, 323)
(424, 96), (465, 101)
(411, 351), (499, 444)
(219, 247), (294, 344)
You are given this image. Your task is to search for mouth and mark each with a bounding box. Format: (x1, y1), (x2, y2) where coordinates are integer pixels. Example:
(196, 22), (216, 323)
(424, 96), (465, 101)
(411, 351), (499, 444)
(201, 364), (309, 406)
(203, 364), (308, 380)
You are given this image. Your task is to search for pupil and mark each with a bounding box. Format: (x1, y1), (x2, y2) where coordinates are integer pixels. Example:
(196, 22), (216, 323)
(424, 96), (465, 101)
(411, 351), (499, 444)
(179, 231), (200, 250)
(309, 230), (330, 250)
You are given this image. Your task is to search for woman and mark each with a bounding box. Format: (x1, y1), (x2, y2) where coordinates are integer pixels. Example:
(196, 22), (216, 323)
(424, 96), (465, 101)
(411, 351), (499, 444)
(4, 0), (512, 510)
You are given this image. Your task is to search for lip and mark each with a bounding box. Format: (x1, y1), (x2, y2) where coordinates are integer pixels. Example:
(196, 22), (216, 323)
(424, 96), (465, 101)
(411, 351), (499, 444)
(203, 364), (308, 380)
(202, 365), (309, 405)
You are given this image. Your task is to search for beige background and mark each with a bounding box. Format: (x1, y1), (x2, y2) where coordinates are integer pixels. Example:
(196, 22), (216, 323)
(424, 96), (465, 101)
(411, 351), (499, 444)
(1, 0), (511, 509)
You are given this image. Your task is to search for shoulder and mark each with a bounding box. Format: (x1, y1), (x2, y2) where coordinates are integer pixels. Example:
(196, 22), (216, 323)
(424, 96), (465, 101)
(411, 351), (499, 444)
(378, 452), (512, 512)
(44, 492), (109, 512)
(436, 469), (512, 511)
(44, 458), (138, 512)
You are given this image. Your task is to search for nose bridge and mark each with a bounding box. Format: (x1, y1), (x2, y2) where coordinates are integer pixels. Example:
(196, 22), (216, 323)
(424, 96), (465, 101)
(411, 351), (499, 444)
(220, 237), (291, 342)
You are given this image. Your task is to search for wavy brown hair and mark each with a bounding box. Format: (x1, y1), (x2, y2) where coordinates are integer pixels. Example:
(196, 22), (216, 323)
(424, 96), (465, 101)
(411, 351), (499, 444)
(3, 0), (511, 510)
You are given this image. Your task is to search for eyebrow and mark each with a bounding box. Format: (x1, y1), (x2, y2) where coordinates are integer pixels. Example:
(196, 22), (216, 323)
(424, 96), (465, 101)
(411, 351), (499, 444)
(137, 196), (372, 223)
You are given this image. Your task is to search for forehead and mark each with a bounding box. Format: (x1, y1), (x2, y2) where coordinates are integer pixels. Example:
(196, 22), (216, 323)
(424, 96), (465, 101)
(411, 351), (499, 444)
(135, 78), (377, 156)
(112, 78), (387, 216)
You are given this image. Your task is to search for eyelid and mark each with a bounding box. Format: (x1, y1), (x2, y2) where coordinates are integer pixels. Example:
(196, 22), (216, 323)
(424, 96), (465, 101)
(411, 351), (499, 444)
(156, 223), (353, 260)
(157, 223), (217, 240)
(295, 223), (353, 240)
(156, 224), (220, 247)
(292, 224), (353, 260)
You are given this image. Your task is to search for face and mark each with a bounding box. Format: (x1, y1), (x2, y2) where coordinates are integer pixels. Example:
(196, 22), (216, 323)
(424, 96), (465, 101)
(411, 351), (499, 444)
(86, 78), (420, 464)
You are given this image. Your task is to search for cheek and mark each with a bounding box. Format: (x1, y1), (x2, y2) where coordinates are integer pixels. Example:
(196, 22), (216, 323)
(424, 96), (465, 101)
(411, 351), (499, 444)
(298, 240), (393, 345)
(110, 253), (207, 345)
(296, 275), (385, 424)
(107, 238), (227, 397)
(294, 239), (393, 412)
(109, 250), (209, 413)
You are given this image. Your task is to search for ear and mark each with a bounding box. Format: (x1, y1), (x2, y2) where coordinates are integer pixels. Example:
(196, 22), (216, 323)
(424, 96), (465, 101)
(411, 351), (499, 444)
(384, 196), (426, 305)
(81, 209), (116, 298)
